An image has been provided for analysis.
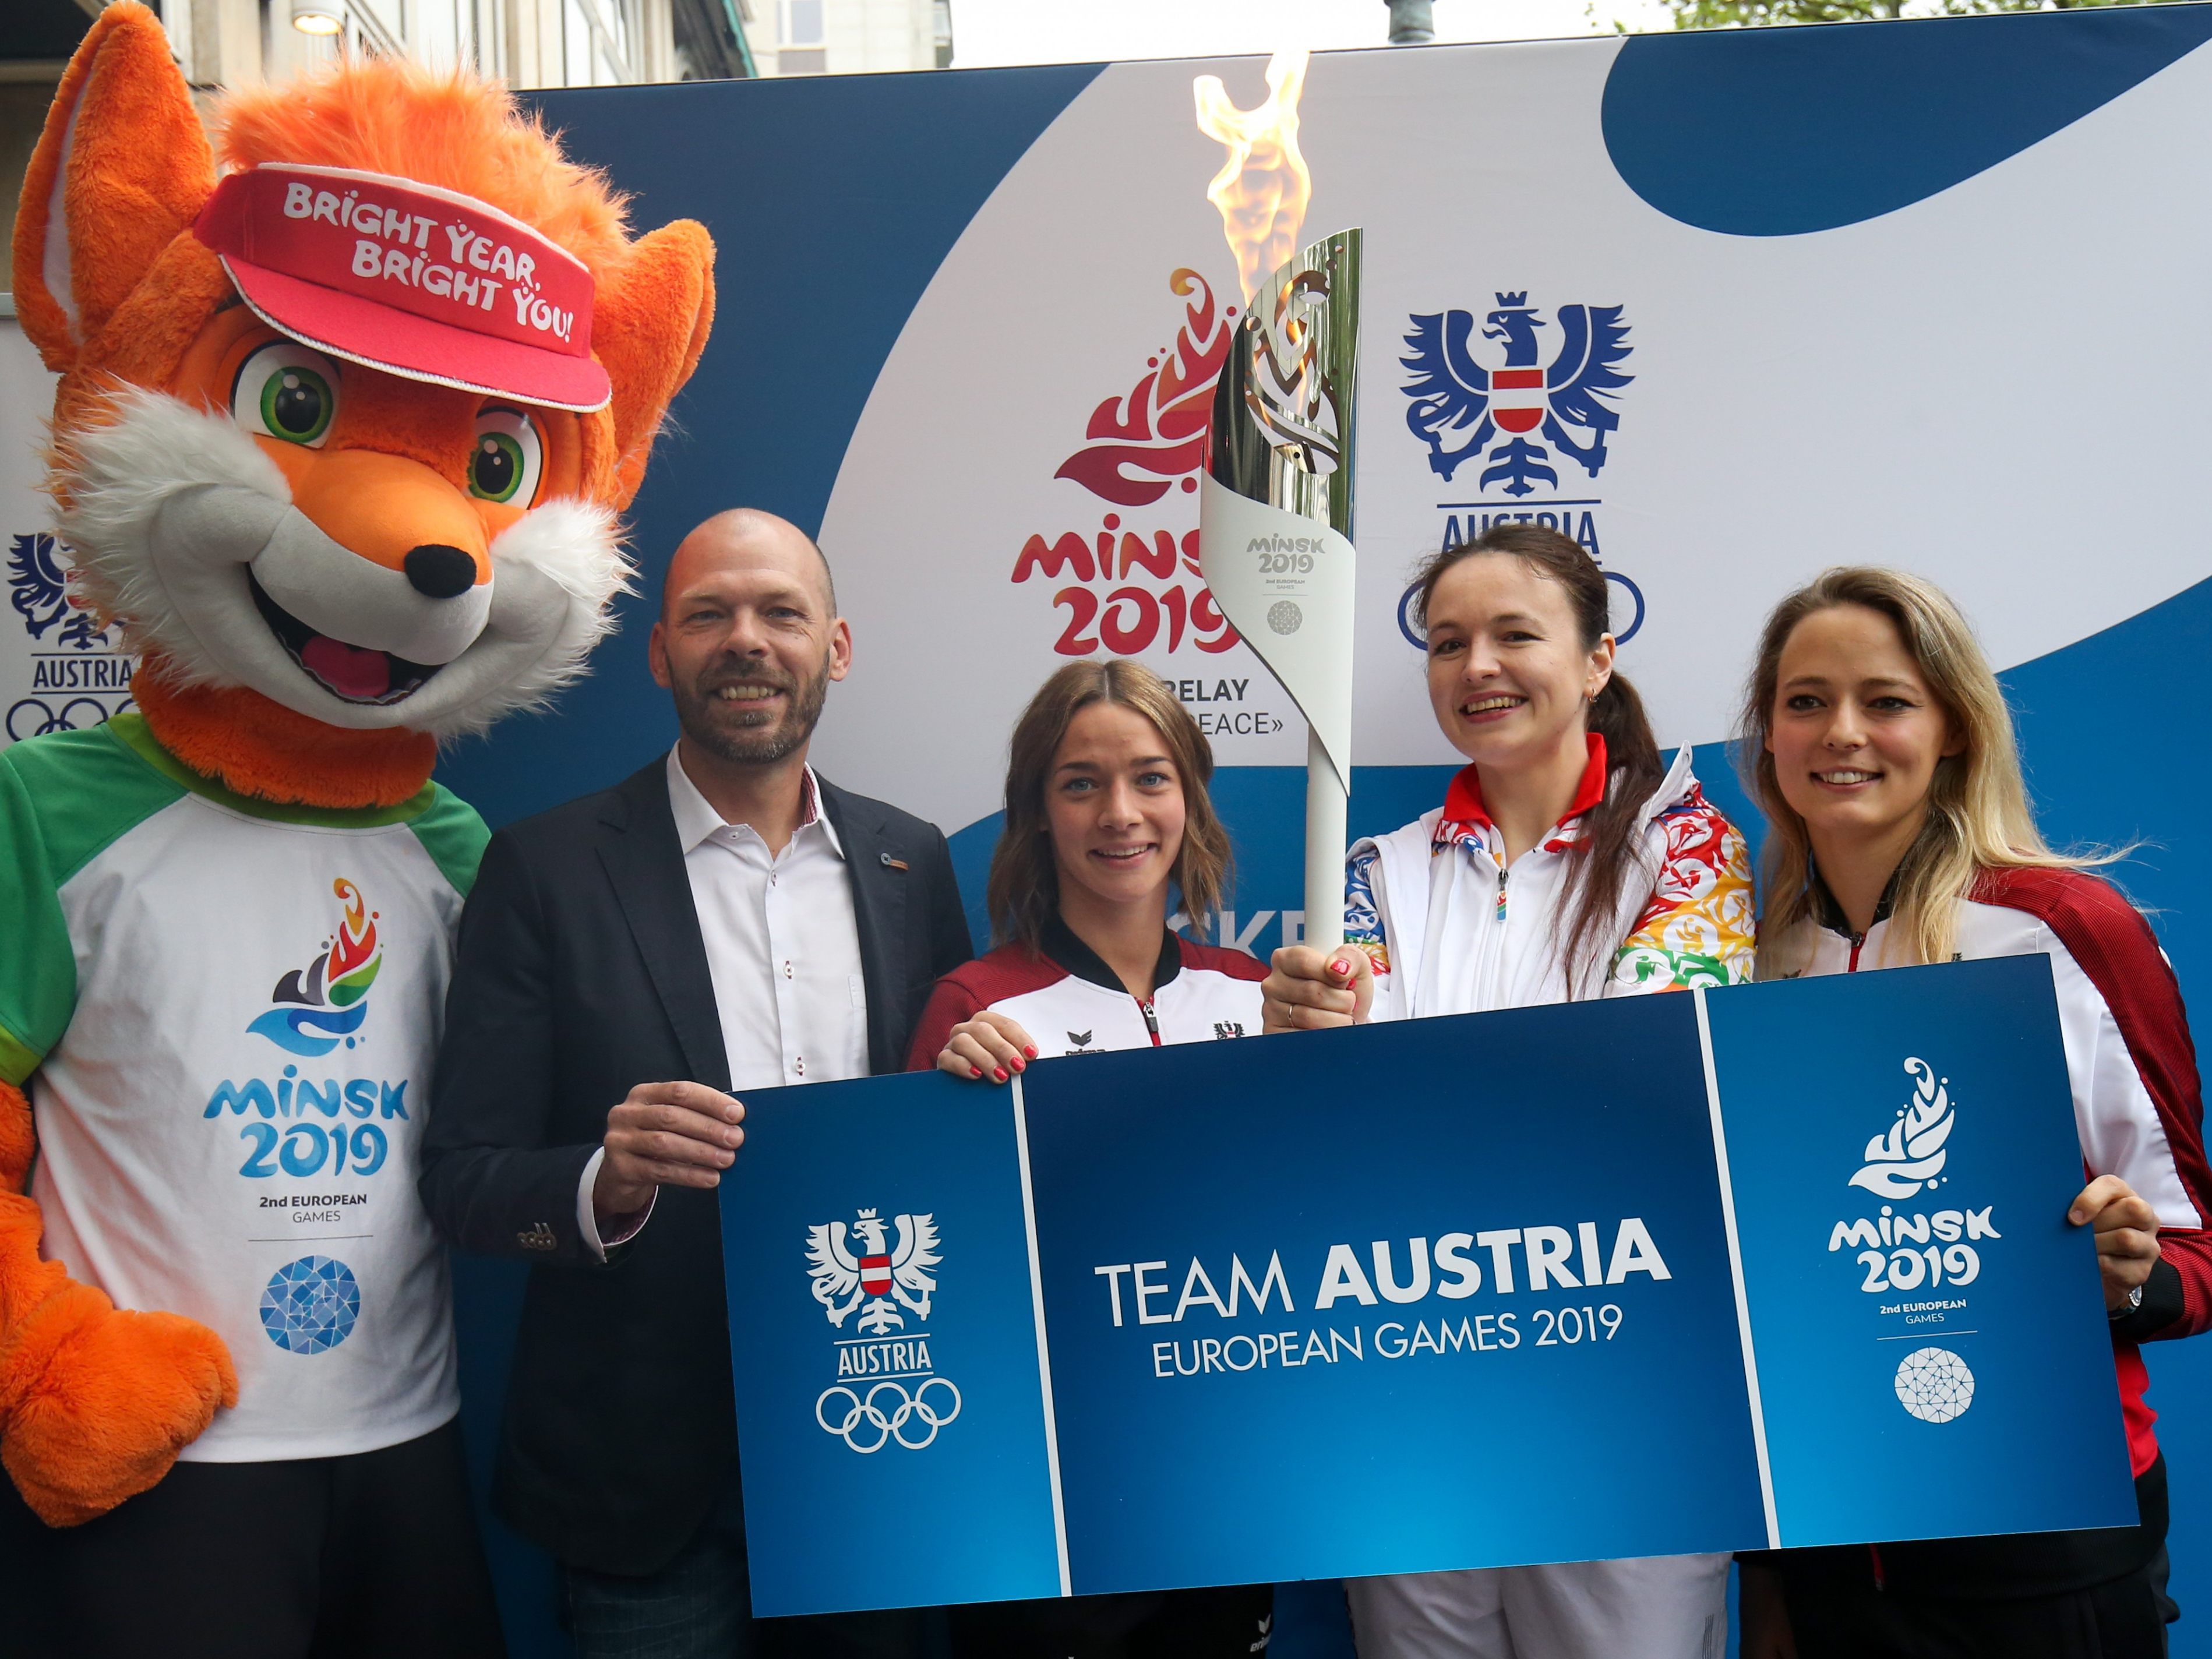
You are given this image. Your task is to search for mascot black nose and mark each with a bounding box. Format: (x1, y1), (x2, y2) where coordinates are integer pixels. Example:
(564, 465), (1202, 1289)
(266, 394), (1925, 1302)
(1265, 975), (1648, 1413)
(404, 543), (478, 599)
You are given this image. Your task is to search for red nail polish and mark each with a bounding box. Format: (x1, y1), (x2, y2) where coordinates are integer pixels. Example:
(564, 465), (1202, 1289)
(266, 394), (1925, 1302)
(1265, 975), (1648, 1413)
(1011, 1058), (1026, 1072)
(1024, 1045), (1039, 1060)
(971, 1066), (983, 1078)
(994, 1068), (1008, 1082)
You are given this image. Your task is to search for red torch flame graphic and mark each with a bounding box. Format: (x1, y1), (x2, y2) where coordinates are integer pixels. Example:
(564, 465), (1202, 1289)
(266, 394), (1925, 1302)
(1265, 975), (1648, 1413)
(329, 877), (377, 979)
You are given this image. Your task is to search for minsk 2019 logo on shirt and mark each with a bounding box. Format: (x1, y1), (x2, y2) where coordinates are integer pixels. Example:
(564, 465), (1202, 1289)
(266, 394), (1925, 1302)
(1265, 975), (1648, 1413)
(248, 878), (383, 1057)
(205, 875), (407, 1200)
(805, 1208), (960, 1452)
(1824, 1057), (1999, 1424)
(1395, 294), (1645, 647)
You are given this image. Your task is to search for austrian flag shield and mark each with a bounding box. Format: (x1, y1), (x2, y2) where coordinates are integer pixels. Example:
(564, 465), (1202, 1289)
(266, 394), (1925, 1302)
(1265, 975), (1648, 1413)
(1489, 366), (1546, 434)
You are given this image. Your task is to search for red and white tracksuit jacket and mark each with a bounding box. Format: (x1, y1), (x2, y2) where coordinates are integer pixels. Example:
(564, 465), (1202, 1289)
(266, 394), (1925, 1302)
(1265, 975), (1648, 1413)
(906, 917), (1265, 1071)
(1778, 866), (2212, 1482)
(905, 917), (1273, 1652)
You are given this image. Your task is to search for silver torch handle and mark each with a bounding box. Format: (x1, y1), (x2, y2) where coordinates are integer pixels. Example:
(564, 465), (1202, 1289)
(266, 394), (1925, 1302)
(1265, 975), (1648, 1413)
(1199, 228), (1362, 955)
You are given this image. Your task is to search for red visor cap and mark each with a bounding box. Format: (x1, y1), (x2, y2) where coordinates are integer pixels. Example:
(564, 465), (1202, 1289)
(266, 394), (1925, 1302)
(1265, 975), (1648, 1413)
(194, 163), (611, 414)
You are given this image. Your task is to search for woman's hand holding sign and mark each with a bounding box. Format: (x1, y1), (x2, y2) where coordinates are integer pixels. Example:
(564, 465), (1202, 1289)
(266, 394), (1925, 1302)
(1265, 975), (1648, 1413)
(1262, 946), (1374, 1032)
(2068, 1173), (2161, 1311)
(938, 1012), (1036, 1085)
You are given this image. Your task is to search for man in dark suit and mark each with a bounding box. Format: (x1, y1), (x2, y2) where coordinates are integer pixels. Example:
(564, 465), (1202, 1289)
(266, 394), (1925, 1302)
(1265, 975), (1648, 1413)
(421, 509), (972, 1658)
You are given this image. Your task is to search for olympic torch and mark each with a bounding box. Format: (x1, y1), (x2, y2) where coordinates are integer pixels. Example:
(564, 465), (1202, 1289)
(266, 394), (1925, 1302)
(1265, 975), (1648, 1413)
(1200, 229), (1362, 951)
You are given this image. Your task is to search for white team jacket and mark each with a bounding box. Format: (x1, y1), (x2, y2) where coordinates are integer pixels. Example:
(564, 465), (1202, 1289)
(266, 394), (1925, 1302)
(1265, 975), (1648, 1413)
(1345, 742), (1756, 1020)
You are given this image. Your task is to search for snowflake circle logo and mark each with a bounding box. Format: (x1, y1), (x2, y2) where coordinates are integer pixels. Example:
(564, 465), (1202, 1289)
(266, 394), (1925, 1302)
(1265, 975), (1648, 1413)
(1266, 600), (1303, 636)
(259, 1255), (361, 1356)
(1894, 1345), (1974, 1423)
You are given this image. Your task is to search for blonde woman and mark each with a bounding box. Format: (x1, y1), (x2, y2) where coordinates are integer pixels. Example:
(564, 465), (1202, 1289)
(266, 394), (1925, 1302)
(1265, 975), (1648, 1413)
(1735, 567), (2211, 1659)
(908, 658), (1271, 1659)
(1263, 523), (1755, 1659)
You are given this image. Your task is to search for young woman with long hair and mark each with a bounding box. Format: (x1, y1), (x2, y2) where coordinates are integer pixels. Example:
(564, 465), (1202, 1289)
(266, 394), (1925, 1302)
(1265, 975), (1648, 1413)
(906, 656), (1271, 1659)
(1734, 567), (2212, 1659)
(1263, 522), (1755, 1659)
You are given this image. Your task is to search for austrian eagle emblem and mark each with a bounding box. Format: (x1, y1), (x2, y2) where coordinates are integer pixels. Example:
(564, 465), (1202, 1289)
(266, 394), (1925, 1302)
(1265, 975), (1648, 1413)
(805, 1208), (940, 1335)
(1399, 293), (1632, 497)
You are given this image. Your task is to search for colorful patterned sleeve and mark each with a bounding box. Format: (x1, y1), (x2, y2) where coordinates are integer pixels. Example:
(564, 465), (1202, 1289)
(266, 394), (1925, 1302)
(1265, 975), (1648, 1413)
(1607, 786), (1755, 994)
(1343, 845), (1390, 979)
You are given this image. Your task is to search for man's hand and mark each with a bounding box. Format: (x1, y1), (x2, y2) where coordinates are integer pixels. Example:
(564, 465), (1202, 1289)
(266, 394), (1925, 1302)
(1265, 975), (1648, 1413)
(2068, 1174), (2161, 1311)
(937, 1012), (1036, 1084)
(1262, 945), (1374, 1033)
(595, 1081), (745, 1220)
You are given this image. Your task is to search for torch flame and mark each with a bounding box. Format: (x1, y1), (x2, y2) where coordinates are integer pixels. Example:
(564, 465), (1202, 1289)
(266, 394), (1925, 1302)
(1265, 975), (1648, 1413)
(1194, 50), (1312, 304)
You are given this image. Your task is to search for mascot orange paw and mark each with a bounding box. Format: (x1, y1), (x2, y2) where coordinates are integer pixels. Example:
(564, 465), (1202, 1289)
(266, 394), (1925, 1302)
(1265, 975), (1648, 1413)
(0, 1282), (237, 1527)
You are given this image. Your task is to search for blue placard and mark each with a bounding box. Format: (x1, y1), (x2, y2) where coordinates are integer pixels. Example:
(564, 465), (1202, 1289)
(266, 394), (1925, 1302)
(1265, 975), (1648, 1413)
(1706, 955), (2138, 1548)
(719, 961), (2137, 1617)
(1024, 996), (1764, 1593)
(719, 1070), (1064, 1614)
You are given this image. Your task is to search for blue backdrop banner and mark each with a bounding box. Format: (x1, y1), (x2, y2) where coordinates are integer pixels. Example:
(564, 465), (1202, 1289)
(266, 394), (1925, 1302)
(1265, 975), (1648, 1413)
(722, 956), (2136, 1617)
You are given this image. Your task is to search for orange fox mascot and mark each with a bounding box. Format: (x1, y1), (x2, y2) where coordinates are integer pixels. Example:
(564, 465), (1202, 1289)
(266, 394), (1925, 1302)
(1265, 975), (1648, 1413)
(1, 5), (711, 1647)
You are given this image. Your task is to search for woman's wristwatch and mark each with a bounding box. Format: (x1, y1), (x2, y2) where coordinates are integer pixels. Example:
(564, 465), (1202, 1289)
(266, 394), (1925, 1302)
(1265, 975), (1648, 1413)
(2110, 1283), (2145, 1320)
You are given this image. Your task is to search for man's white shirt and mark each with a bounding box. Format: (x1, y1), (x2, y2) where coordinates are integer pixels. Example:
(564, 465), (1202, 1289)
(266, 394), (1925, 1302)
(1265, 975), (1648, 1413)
(576, 749), (869, 1256)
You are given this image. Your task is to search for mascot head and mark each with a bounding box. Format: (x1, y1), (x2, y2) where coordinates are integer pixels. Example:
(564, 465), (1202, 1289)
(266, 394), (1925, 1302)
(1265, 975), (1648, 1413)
(10, 3), (715, 804)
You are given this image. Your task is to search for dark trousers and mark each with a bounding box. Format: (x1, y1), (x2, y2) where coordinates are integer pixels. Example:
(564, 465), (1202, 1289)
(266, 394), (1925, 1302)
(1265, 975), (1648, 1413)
(0, 1418), (503, 1659)
(1782, 1549), (2174, 1659)
(946, 1585), (1277, 1658)
(560, 1476), (945, 1659)
(560, 1473), (1266, 1659)
(1775, 1457), (2179, 1659)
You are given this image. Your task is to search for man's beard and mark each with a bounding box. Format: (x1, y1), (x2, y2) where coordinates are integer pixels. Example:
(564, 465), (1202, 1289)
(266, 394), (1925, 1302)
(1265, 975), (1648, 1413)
(673, 652), (832, 766)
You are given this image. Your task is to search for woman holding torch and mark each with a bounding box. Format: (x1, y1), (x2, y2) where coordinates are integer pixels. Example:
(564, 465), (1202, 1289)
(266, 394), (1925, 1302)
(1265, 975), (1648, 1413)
(1262, 522), (1755, 1659)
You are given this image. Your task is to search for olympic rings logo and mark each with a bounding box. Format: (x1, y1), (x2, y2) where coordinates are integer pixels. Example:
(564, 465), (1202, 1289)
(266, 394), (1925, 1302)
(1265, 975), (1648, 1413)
(6, 696), (129, 743)
(814, 1378), (962, 1453)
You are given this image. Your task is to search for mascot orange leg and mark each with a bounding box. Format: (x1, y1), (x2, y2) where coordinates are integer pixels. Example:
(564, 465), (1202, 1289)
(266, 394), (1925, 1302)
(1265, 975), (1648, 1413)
(0, 1079), (235, 1527)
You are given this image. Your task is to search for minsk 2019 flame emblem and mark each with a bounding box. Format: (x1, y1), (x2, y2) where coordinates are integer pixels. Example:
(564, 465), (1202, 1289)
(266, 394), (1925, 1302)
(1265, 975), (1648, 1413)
(1849, 1058), (1956, 1201)
(247, 878), (382, 1057)
(1005, 49), (1324, 668)
(806, 1209), (959, 1453)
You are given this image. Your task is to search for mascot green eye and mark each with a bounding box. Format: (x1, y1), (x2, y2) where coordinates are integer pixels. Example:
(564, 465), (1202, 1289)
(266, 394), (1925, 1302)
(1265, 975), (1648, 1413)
(231, 341), (340, 448)
(470, 408), (544, 506)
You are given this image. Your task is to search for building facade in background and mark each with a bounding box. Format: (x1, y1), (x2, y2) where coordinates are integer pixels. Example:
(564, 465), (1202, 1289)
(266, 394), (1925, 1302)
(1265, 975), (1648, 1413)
(750, 0), (951, 76)
(3, 0), (954, 255)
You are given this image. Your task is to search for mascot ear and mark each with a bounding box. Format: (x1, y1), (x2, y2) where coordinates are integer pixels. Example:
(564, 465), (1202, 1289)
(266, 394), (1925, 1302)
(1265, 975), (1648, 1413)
(592, 220), (717, 511)
(10, 2), (215, 373)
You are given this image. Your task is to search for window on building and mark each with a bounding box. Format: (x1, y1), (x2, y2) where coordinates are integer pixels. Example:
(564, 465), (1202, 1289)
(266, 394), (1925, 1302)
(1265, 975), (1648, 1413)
(776, 0), (824, 70)
(782, 0), (822, 44)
